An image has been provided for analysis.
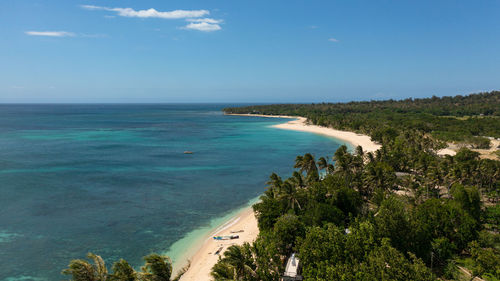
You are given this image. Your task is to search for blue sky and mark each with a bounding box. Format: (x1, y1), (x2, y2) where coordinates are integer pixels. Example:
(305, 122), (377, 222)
(0, 0), (499, 103)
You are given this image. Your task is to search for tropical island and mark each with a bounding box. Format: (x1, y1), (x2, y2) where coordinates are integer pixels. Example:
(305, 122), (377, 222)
(3, 0), (500, 280)
(63, 91), (500, 281)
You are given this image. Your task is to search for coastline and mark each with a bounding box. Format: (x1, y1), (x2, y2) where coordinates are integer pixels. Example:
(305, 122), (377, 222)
(226, 113), (381, 153)
(176, 113), (381, 281)
(177, 203), (259, 281)
(225, 113), (298, 119)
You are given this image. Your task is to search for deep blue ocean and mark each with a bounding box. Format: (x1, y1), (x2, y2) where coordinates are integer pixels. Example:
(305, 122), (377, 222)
(0, 104), (343, 281)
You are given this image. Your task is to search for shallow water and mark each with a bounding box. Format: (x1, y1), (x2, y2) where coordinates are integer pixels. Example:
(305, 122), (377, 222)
(0, 104), (342, 280)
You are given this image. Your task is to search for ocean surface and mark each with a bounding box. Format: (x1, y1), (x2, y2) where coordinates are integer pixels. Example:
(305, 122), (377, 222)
(0, 104), (343, 281)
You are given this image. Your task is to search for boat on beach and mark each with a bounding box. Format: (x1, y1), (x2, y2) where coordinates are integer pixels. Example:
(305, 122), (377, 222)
(213, 235), (239, 240)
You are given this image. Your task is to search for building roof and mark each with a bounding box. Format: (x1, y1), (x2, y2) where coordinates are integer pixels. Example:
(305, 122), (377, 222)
(284, 253), (300, 277)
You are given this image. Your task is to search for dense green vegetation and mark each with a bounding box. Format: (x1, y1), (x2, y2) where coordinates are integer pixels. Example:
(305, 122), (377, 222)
(224, 91), (500, 146)
(213, 92), (500, 280)
(211, 139), (500, 280)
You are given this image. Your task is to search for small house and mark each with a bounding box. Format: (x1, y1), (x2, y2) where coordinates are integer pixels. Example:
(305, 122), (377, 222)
(281, 253), (303, 281)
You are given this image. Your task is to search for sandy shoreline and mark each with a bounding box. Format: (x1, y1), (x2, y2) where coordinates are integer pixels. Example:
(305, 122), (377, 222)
(178, 113), (381, 280)
(226, 113), (298, 119)
(227, 113), (381, 153)
(178, 206), (258, 281)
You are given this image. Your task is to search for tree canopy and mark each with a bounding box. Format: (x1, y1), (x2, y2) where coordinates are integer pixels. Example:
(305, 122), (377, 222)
(214, 92), (500, 280)
(224, 91), (500, 145)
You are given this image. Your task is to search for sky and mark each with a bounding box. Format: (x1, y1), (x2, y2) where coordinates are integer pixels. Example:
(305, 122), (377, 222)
(0, 0), (499, 103)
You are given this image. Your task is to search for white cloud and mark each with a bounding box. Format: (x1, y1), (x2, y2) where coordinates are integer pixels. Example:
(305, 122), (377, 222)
(81, 5), (222, 32)
(328, 38), (339, 42)
(81, 5), (209, 19)
(25, 31), (75, 37)
(183, 22), (221, 32)
(183, 18), (222, 32)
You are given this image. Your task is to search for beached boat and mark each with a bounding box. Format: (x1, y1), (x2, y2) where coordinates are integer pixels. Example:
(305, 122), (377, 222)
(214, 246), (223, 255)
(213, 235), (239, 240)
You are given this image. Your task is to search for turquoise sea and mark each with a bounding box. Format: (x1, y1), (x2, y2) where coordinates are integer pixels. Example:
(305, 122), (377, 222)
(0, 104), (344, 280)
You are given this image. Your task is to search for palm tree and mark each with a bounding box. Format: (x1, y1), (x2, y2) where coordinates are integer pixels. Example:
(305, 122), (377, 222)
(280, 181), (302, 210)
(290, 171), (304, 188)
(219, 244), (256, 281)
(265, 172), (283, 198)
(402, 174), (425, 206)
(294, 155), (304, 170)
(375, 149), (382, 161)
(317, 156), (328, 170)
(211, 262), (234, 281)
(317, 156), (334, 175)
(355, 145), (364, 158)
(477, 159), (499, 193)
(424, 163), (442, 198)
(294, 153), (318, 181)
(109, 259), (136, 281)
(303, 153), (318, 175)
(367, 152), (375, 163)
(353, 146), (365, 167)
(62, 252), (108, 281)
(334, 145), (355, 186)
(363, 161), (396, 197)
(140, 254), (173, 281)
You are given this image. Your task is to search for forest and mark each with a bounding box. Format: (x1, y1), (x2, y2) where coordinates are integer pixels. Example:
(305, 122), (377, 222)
(211, 92), (500, 280)
(211, 133), (500, 280)
(224, 91), (500, 147)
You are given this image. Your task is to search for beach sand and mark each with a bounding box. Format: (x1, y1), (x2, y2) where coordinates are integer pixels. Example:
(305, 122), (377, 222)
(178, 114), (381, 280)
(271, 116), (381, 153)
(179, 207), (259, 281)
(227, 114), (381, 153)
(437, 138), (500, 160)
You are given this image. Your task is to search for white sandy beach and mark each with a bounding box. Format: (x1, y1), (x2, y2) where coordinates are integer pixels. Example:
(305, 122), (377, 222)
(228, 114), (381, 153)
(179, 207), (259, 281)
(271, 117), (381, 153)
(179, 114), (381, 281)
